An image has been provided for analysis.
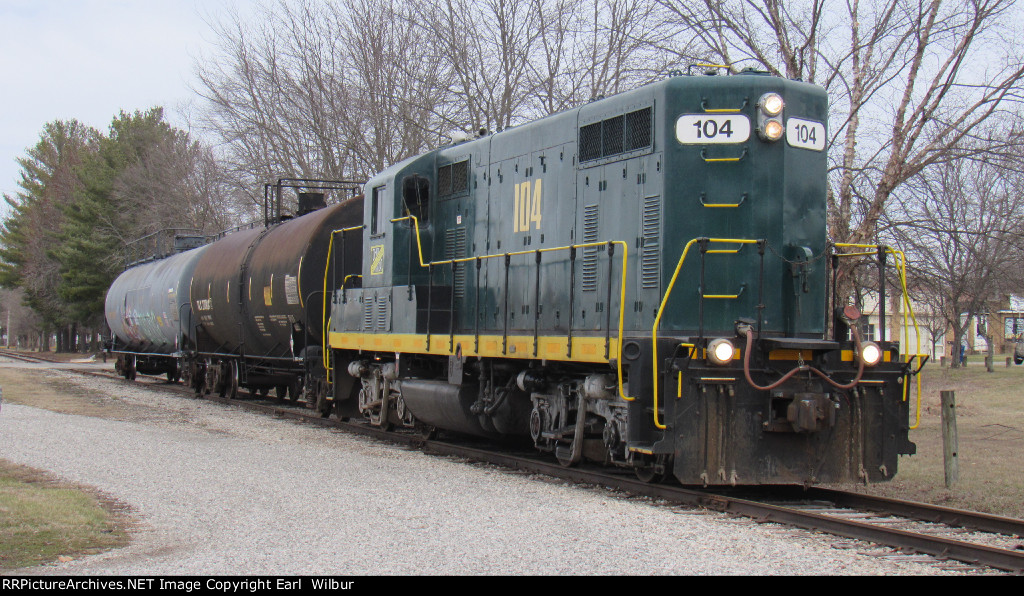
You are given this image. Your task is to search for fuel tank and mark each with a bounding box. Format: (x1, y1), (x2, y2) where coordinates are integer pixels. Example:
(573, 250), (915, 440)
(190, 198), (364, 357)
(105, 244), (210, 353)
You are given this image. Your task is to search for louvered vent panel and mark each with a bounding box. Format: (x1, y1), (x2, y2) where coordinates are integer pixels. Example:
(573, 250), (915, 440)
(376, 295), (389, 331)
(445, 227), (468, 300)
(363, 297), (374, 331)
(641, 196), (661, 289)
(582, 204), (600, 292)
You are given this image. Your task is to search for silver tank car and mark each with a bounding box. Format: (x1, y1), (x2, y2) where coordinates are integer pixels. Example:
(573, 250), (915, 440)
(105, 244), (209, 379)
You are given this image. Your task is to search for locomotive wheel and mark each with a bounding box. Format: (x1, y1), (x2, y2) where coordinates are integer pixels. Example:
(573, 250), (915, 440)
(634, 455), (672, 484)
(634, 467), (667, 484)
(555, 448), (577, 468)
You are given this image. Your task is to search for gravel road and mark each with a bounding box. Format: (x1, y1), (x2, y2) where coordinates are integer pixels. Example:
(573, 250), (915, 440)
(0, 363), (958, 575)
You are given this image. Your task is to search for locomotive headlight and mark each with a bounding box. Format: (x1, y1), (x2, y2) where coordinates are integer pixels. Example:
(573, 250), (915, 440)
(762, 120), (784, 141)
(707, 338), (736, 366)
(860, 341), (883, 367)
(759, 93), (784, 117)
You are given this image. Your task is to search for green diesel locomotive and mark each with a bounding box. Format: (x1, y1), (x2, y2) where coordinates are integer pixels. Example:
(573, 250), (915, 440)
(326, 69), (924, 485)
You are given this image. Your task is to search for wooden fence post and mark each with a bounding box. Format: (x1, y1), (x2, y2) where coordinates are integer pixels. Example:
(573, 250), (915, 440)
(941, 390), (959, 488)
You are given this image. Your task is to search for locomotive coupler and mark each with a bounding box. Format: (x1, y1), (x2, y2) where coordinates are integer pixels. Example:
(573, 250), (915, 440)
(764, 391), (837, 433)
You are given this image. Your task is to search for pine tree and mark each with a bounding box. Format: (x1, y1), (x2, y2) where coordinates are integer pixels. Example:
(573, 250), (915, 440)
(53, 108), (177, 323)
(0, 120), (96, 336)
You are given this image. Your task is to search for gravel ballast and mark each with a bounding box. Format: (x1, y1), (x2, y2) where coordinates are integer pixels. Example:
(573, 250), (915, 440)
(0, 364), (956, 575)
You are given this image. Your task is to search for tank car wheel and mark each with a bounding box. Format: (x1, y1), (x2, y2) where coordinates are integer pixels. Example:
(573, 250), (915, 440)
(258, 387), (270, 399)
(204, 361), (221, 396)
(275, 385), (288, 401)
(224, 361), (239, 400)
(191, 362), (207, 395)
(167, 362), (180, 384)
(287, 378), (302, 402)
(125, 355), (137, 381)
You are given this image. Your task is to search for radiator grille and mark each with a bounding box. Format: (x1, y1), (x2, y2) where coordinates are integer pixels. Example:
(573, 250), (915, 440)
(579, 106), (652, 164)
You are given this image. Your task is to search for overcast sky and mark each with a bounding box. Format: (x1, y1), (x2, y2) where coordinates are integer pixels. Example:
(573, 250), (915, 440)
(0, 0), (252, 211)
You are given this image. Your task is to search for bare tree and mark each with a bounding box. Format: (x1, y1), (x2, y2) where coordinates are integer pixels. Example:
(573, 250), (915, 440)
(658, 0), (1024, 251)
(527, 0), (679, 115)
(417, 0), (542, 133)
(883, 137), (1024, 366)
(114, 131), (240, 236)
(196, 0), (453, 199)
(194, 0), (686, 192)
(336, 0), (454, 174)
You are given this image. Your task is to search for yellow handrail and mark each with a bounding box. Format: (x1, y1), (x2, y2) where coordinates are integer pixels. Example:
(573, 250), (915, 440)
(651, 237), (760, 429)
(321, 226), (366, 381)
(389, 215), (634, 401)
(833, 243), (927, 429)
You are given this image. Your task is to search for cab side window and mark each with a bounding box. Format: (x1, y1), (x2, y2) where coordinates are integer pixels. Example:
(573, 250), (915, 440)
(371, 185), (388, 236)
(402, 175), (430, 223)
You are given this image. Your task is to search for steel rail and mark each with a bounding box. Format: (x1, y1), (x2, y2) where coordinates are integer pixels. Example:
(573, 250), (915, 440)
(803, 487), (1024, 538)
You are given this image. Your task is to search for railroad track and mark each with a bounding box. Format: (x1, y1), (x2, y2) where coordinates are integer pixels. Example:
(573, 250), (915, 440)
(4, 349), (1023, 574)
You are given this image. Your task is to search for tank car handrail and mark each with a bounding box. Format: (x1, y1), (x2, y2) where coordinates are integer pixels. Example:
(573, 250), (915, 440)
(388, 215), (633, 403)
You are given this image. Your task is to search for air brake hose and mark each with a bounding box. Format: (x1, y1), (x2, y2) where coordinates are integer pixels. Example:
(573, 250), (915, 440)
(741, 326), (866, 391)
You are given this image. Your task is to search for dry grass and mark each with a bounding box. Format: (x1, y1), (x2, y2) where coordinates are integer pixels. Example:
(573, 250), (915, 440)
(0, 460), (131, 572)
(0, 367), (133, 419)
(836, 361), (1024, 519)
